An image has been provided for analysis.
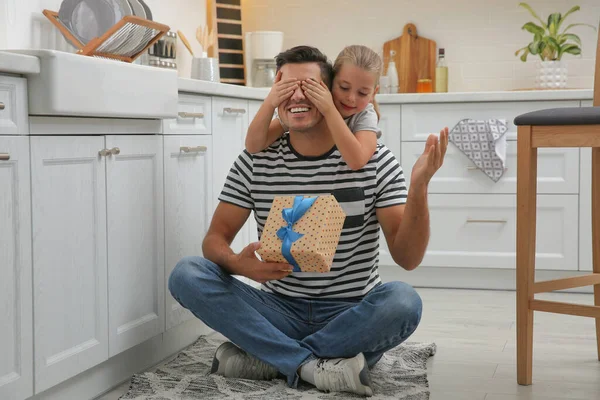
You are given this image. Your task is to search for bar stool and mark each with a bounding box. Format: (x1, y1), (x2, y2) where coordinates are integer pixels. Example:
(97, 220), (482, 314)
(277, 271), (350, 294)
(513, 23), (600, 385)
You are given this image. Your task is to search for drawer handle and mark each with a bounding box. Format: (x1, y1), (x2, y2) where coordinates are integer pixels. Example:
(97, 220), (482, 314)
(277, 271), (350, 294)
(0, 153), (10, 161)
(109, 147), (120, 155)
(180, 146), (207, 153)
(223, 107), (246, 115)
(98, 149), (111, 157)
(0, 102), (4, 110)
(466, 218), (507, 224)
(466, 165), (508, 171)
(179, 112), (204, 119)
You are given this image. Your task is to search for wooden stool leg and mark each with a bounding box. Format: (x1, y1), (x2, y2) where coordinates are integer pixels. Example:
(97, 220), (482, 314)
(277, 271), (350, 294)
(517, 126), (537, 385)
(592, 147), (600, 361)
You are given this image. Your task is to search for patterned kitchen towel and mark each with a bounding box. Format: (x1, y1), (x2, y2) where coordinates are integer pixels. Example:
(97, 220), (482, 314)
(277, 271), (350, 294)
(448, 118), (508, 182)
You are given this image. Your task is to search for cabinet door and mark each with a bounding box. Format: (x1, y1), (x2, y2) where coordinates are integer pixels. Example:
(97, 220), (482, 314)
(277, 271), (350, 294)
(164, 135), (212, 330)
(377, 104), (401, 161)
(0, 76), (28, 135)
(0, 137), (33, 399)
(106, 135), (165, 356)
(31, 136), (108, 393)
(211, 97), (250, 253)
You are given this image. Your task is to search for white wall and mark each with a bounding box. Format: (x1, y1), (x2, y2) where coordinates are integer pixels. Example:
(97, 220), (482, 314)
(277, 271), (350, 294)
(242, 0), (600, 92)
(0, 0), (206, 78)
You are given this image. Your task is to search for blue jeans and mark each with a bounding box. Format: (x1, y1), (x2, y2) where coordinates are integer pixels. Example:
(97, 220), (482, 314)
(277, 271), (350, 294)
(168, 256), (422, 388)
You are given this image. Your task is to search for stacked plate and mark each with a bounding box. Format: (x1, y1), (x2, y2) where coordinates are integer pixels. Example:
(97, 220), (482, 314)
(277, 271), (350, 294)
(58, 0), (154, 57)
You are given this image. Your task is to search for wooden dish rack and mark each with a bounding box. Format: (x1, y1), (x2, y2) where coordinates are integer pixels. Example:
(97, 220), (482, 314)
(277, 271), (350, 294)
(42, 9), (170, 63)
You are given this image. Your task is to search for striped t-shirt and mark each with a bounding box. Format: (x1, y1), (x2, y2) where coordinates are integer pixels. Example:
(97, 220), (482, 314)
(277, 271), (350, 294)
(219, 134), (408, 298)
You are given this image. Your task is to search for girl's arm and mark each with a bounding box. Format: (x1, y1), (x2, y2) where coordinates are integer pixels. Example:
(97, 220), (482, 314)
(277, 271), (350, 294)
(302, 79), (378, 170)
(245, 71), (297, 153)
(246, 102), (286, 153)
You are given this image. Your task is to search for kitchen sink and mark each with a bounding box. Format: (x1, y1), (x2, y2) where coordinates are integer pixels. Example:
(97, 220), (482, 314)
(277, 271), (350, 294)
(6, 49), (178, 119)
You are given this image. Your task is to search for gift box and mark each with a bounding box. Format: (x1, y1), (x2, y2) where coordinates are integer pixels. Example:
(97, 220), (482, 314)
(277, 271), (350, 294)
(256, 195), (346, 273)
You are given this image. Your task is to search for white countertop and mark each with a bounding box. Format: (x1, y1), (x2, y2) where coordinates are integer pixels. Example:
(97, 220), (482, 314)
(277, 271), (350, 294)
(178, 79), (593, 103)
(0, 51), (41, 74)
(376, 89), (593, 104)
(178, 78), (270, 100)
(0, 50), (594, 115)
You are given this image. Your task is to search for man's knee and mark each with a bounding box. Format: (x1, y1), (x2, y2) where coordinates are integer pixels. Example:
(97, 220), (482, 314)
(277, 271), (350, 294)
(168, 256), (218, 298)
(168, 256), (197, 297)
(379, 281), (423, 329)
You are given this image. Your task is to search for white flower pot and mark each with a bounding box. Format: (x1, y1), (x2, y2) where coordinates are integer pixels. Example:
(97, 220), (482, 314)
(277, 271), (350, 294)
(535, 60), (568, 89)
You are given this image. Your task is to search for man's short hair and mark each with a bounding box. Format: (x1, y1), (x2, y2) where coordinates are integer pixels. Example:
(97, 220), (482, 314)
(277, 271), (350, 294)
(275, 46), (334, 89)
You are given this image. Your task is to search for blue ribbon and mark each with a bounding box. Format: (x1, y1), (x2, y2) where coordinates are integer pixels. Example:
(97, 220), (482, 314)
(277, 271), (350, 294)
(276, 195), (318, 272)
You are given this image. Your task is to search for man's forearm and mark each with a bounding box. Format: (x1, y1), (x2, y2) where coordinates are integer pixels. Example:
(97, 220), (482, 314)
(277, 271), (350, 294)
(391, 183), (430, 270)
(201, 232), (241, 275)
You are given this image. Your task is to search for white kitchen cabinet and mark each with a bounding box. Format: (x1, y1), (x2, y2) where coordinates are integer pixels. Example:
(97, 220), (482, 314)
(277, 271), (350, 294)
(211, 96), (252, 254)
(0, 75), (28, 135)
(0, 136), (33, 400)
(401, 142), (580, 194)
(579, 100), (594, 271)
(164, 135), (213, 330)
(378, 104), (401, 161)
(416, 194), (579, 271)
(106, 135), (165, 356)
(31, 136), (109, 393)
(401, 100), (581, 142)
(164, 94), (212, 135)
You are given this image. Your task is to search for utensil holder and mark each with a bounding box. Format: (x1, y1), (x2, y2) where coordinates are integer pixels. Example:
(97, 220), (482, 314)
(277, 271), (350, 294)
(42, 9), (170, 63)
(191, 57), (220, 82)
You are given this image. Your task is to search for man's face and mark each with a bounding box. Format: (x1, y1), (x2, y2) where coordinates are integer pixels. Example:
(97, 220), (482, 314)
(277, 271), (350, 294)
(277, 63), (325, 132)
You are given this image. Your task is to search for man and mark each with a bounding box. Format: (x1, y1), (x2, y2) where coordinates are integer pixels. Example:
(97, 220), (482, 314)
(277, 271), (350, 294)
(168, 45), (448, 397)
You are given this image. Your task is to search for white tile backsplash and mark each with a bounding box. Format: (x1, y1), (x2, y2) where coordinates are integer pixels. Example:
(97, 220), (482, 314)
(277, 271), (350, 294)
(241, 0), (599, 92)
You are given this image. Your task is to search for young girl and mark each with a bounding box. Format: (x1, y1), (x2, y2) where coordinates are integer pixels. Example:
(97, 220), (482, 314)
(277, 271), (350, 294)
(245, 45), (383, 170)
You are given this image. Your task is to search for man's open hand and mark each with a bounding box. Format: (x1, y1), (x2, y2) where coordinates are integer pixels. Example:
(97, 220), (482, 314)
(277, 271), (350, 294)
(232, 242), (294, 284)
(410, 127), (448, 189)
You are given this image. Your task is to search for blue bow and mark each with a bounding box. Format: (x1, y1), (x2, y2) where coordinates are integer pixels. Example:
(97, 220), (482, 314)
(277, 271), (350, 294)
(276, 196), (318, 272)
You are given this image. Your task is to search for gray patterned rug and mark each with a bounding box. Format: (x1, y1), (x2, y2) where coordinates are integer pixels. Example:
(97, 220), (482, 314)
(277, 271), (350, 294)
(120, 336), (436, 399)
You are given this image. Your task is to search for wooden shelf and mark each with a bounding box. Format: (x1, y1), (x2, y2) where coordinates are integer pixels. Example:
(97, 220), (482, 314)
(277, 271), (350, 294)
(216, 4), (241, 10)
(207, 0), (246, 85)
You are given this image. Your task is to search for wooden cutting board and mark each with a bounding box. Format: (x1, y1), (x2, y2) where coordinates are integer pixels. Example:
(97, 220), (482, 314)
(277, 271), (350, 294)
(383, 23), (437, 93)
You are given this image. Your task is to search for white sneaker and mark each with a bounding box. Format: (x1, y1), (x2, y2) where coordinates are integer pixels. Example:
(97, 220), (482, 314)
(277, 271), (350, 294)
(210, 342), (279, 380)
(313, 353), (374, 396)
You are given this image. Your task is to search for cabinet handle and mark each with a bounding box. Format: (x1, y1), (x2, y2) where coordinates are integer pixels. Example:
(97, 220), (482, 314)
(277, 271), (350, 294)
(180, 145), (207, 153)
(466, 218), (507, 224)
(223, 107), (246, 115)
(0, 102), (4, 110)
(0, 153), (10, 161)
(109, 147), (120, 155)
(98, 149), (111, 157)
(466, 165), (508, 171)
(178, 112), (204, 118)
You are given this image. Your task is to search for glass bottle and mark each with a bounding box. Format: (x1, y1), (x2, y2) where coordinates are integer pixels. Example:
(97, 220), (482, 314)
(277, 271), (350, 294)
(387, 50), (399, 93)
(435, 48), (448, 93)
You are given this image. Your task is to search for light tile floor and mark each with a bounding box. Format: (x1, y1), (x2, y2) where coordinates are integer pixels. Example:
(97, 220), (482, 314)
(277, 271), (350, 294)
(98, 288), (600, 400)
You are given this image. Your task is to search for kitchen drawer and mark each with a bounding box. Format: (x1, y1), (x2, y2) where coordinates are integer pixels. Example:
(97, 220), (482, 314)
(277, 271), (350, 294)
(0, 75), (28, 135)
(400, 100), (580, 142)
(401, 142), (579, 194)
(164, 94), (212, 135)
(421, 194), (578, 270)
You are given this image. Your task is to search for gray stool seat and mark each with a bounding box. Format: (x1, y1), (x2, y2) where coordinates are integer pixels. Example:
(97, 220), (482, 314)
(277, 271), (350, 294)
(514, 106), (600, 126)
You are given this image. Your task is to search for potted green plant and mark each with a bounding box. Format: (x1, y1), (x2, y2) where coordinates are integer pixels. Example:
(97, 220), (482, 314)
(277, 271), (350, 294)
(515, 2), (596, 89)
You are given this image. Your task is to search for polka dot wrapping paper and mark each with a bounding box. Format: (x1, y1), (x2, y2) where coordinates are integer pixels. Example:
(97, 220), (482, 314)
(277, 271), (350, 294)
(256, 195), (347, 273)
